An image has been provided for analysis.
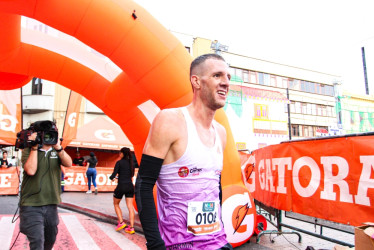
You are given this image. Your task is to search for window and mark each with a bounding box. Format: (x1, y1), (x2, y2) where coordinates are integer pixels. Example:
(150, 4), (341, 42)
(31, 78), (43, 95)
(301, 81), (307, 91)
(292, 124), (300, 137)
(309, 126), (314, 137)
(325, 85), (334, 96)
(322, 106), (327, 116)
(293, 80), (300, 90)
(304, 126), (309, 137)
(264, 73), (270, 86)
(290, 101), (295, 113)
(302, 103), (307, 114)
(258, 73), (264, 85)
(250, 71), (257, 84)
(327, 106), (332, 117)
(236, 68), (243, 80)
(315, 83), (321, 94)
(320, 85), (325, 95)
(311, 104), (317, 115)
(295, 102), (301, 113)
(270, 75), (277, 86)
(288, 79), (294, 89)
(243, 71), (249, 83)
(317, 105), (322, 116)
(254, 104), (269, 119)
(306, 103), (312, 115)
(281, 78), (287, 88)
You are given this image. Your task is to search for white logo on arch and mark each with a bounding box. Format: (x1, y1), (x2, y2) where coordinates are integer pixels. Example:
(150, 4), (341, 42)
(95, 129), (115, 141)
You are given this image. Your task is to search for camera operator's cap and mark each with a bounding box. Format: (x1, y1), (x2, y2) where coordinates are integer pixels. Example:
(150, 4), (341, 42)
(90, 152), (95, 157)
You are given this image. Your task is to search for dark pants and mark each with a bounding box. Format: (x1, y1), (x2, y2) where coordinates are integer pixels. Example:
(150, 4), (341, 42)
(86, 167), (97, 190)
(217, 243), (234, 250)
(19, 205), (59, 250)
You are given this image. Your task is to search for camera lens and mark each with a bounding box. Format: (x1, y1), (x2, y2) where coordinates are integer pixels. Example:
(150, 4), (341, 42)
(43, 131), (58, 145)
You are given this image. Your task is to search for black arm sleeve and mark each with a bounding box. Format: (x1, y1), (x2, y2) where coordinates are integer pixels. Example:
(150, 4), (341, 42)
(135, 154), (166, 250)
(109, 161), (120, 180)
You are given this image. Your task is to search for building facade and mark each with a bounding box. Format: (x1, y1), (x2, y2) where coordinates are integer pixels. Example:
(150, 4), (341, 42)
(337, 90), (374, 134)
(191, 37), (339, 151)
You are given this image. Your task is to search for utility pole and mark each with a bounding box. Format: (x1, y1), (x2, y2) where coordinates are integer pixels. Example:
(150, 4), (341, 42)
(287, 88), (292, 140)
(361, 47), (369, 95)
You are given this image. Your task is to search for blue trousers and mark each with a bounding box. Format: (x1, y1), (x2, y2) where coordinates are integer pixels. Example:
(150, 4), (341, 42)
(19, 205), (59, 250)
(86, 167), (97, 190)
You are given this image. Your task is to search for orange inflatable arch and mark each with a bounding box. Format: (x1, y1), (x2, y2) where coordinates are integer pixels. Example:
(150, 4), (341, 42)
(0, 0), (255, 246)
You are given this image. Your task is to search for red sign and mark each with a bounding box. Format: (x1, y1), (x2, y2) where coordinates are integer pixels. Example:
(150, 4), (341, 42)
(64, 166), (121, 192)
(240, 135), (374, 226)
(0, 167), (20, 195)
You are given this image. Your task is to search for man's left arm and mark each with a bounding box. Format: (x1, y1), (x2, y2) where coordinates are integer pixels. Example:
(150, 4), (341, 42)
(53, 141), (72, 167)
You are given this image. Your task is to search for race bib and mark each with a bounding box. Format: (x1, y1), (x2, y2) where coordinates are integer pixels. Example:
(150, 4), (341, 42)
(187, 201), (221, 235)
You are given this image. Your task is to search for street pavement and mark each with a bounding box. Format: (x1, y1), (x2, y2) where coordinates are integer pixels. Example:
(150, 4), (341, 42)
(0, 192), (355, 250)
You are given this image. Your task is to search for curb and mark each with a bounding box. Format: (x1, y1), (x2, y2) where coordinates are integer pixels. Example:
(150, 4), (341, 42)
(58, 202), (144, 234)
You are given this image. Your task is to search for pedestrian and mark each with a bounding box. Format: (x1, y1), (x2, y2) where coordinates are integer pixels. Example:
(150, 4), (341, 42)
(85, 151), (98, 194)
(72, 151), (85, 166)
(1, 151), (10, 167)
(20, 120), (72, 250)
(135, 54), (233, 249)
(109, 147), (136, 234)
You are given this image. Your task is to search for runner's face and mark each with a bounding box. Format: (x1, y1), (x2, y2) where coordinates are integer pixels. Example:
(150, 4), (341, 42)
(199, 59), (230, 110)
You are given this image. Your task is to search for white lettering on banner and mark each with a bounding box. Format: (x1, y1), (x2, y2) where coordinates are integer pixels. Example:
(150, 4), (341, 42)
(255, 155), (374, 206)
(68, 112), (77, 127)
(63, 173), (117, 186)
(258, 160), (265, 190)
(265, 159), (275, 192)
(355, 156), (374, 206)
(0, 174), (12, 187)
(64, 173), (74, 185)
(106, 174), (116, 185)
(0, 114), (17, 132)
(87, 174), (117, 186)
(74, 173), (86, 185)
(293, 157), (320, 197)
(320, 156), (353, 203)
(272, 157), (292, 194)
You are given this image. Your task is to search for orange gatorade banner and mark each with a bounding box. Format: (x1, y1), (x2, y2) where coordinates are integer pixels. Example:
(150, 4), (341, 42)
(240, 134), (374, 227)
(64, 166), (118, 192)
(0, 166), (20, 195)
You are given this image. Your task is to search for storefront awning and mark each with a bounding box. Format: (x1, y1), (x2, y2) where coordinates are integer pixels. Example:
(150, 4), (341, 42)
(67, 116), (133, 151)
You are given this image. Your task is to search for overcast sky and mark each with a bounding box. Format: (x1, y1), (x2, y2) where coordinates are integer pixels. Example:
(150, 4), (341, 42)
(134, 0), (374, 95)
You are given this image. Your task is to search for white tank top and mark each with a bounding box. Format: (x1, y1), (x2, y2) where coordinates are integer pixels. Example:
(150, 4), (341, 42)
(156, 107), (228, 249)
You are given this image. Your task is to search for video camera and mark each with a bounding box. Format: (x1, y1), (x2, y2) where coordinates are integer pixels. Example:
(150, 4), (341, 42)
(15, 120), (59, 150)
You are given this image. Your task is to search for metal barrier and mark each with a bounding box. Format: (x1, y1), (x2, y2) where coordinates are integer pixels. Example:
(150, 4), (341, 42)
(255, 200), (355, 248)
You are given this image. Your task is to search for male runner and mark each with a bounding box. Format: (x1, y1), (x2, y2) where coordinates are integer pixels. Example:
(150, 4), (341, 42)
(135, 53), (233, 249)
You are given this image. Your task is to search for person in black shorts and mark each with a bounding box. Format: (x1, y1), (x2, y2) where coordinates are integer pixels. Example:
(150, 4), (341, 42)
(109, 147), (135, 234)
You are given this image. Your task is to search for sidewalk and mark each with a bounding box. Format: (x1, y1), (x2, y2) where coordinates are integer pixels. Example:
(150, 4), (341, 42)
(60, 192), (143, 233)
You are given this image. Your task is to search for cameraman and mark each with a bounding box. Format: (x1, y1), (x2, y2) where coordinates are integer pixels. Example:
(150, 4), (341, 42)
(19, 123), (72, 250)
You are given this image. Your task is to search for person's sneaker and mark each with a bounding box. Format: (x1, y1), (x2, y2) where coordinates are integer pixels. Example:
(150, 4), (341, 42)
(124, 225), (135, 234)
(116, 221), (126, 231)
(95, 188), (98, 195)
(86, 190), (92, 194)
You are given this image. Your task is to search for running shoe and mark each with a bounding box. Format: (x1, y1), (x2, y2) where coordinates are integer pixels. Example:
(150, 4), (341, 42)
(86, 190), (92, 194)
(124, 225), (135, 234)
(116, 221), (126, 231)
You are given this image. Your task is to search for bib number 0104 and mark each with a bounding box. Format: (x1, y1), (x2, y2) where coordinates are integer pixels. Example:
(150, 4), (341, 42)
(195, 211), (217, 225)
